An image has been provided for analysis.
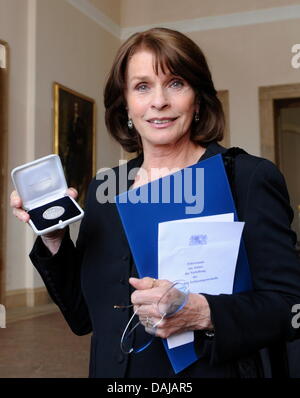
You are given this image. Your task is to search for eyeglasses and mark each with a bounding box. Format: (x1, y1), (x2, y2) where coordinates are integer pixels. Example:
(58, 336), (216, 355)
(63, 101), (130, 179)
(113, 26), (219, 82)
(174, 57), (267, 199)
(114, 280), (189, 354)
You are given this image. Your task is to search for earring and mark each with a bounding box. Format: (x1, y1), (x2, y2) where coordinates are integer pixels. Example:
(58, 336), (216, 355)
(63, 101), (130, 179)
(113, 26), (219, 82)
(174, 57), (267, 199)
(194, 111), (200, 122)
(128, 118), (133, 129)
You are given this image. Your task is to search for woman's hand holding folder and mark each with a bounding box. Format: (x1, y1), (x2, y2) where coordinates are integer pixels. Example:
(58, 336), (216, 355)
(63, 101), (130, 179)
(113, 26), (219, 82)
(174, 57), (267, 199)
(129, 277), (213, 339)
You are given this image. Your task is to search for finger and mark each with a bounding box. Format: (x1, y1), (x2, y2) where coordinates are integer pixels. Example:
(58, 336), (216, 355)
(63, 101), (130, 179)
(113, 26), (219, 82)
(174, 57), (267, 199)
(140, 316), (163, 329)
(10, 190), (22, 208)
(131, 285), (167, 307)
(13, 207), (29, 222)
(67, 187), (78, 199)
(131, 291), (153, 307)
(130, 280), (173, 307)
(153, 316), (166, 328)
(135, 304), (161, 318)
(129, 277), (157, 290)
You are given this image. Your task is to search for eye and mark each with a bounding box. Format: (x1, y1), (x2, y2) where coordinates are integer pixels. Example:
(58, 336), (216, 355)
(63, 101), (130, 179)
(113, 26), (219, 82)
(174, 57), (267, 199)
(170, 79), (184, 89)
(136, 83), (149, 92)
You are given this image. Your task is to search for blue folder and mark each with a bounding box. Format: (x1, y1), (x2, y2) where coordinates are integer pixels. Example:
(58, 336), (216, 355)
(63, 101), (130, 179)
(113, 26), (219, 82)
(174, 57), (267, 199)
(115, 154), (252, 373)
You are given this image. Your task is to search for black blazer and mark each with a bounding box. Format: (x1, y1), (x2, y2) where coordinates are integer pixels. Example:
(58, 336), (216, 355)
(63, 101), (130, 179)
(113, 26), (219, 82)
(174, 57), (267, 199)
(30, 142), (300, 378)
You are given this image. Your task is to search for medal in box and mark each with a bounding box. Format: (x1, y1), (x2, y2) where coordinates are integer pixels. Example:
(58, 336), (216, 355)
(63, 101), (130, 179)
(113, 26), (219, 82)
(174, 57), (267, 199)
(11, 154), (84, 235)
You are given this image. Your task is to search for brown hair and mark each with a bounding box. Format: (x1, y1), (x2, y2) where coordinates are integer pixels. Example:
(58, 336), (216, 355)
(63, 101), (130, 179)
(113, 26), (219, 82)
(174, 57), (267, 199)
(104, 27), (224, 153)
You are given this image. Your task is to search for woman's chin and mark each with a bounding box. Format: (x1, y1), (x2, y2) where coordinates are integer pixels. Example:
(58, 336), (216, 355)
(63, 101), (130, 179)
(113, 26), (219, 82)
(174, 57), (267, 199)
(142, 134), (189, 150)
(144, 138), (179, 149)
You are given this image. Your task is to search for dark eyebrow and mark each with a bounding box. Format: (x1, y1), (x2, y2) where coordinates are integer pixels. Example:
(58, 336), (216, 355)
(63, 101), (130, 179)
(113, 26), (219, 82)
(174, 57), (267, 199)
(129, 76), (150, 83)
(129, 74), (183, 84)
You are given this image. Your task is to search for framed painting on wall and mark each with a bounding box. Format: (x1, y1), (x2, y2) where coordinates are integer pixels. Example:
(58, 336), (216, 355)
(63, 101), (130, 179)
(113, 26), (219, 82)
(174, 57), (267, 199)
(53, 82), (96, 208)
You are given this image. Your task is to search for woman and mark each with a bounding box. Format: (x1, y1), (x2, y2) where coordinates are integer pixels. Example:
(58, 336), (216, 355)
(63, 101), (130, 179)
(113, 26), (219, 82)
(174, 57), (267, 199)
(11, 27), (300, 378)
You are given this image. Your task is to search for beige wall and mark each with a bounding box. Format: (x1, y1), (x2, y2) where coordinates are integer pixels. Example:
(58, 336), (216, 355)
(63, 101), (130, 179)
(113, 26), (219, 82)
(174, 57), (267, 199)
(31, 0), (121, 287)
(88, 0), (121, 25)
(188, 18), (300, 154)
(120, 1), (300, 154)
(35, 0), (120, 169)
(121, 0), (300, 27)
(2, 0), (121, 292)
(0, 0), (30, 290)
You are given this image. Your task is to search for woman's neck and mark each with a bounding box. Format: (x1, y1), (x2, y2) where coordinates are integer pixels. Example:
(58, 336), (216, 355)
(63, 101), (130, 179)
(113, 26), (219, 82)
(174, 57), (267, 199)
(141, 141), (205, 173)
(131, 140), (206, 189)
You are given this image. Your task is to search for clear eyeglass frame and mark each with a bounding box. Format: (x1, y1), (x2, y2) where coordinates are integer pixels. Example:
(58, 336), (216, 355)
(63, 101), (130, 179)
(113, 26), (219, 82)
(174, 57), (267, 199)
(114, 280), (189, 354)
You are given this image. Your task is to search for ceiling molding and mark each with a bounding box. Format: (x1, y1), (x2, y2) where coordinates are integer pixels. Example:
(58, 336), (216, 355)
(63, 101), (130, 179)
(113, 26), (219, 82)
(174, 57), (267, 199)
(121, 5), (300, 40)
(66, 0), (120, 38)
(66, 1), (300, 41)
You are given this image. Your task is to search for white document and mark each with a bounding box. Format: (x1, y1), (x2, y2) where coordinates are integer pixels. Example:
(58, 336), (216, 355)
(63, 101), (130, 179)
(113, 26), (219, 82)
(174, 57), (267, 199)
(158, 213), (244, 349)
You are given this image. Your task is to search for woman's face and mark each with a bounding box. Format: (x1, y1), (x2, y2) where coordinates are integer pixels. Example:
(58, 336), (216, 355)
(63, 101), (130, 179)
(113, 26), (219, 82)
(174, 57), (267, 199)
(125, 50), (198, 151)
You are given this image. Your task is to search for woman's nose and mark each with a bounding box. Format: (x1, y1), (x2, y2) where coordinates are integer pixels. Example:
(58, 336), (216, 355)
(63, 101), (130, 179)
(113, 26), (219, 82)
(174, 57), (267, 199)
(150, 87), (169, 110)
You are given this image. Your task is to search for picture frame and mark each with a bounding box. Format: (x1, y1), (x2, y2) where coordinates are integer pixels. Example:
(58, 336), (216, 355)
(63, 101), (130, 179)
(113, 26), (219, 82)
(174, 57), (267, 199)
(53, 82), (96, 208)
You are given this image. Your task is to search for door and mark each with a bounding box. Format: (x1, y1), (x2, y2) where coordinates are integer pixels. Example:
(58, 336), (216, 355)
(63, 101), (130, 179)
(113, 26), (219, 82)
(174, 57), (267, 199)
(274, 98), (300, 242)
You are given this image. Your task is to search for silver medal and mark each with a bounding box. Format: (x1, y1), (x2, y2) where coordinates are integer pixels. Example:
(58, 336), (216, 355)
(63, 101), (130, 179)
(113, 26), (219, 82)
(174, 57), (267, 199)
(43, 206), (65, 220)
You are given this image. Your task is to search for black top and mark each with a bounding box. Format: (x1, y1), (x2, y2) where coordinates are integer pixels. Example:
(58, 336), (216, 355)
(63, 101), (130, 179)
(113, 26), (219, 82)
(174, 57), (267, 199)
(29, 142), (300, 378)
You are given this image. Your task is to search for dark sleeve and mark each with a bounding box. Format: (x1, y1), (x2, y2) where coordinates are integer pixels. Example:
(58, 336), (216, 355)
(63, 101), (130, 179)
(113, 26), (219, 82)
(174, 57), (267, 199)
(29, 184), (95, 336)
(197, 158), (300, 364)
